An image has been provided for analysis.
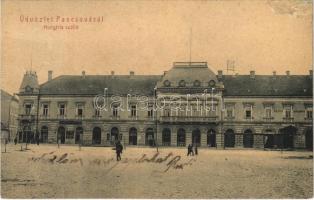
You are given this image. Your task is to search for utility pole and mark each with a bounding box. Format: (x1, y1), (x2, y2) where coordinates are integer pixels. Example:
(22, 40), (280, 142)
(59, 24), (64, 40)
(154, 87), (158, 152)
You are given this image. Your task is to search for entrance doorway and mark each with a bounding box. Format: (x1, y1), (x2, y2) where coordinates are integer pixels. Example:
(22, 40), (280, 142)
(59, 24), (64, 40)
(224, 129), (235, 147)
(129, 127), (137, 145)
(162, 128), (171, 146)
(207, 129), (216, 147)
(92, 127), (101, 144)
(305, 128), (313, 150)
(243, 129), (254, 148)
(177, 128), (186, 146)
(192, 129), (201, 147)
(58, 127), (66, 144)
(145, 128), (154, 146)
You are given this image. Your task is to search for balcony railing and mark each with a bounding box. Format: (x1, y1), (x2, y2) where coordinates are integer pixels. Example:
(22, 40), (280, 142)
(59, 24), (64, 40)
(263, 117), (274, 122)
(160, 116), (218, 123)
(40, 115), (50, 119)
(75, 115), (84, 120)
(110, 115), (120, 120)
(128, 115), (138, 120)
(18, 114), (35, 122)
(57, 115), (67, 119)
(283, 117), (294, 122)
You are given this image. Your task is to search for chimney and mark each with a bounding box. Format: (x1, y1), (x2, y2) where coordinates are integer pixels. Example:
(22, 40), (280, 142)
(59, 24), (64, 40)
(111, 71), (115, 75)
(218, 70), (223, 80)
(129, 71), (135, 76)
(273, 71), (276, 76)
(286, 70), (290, 76)
(48, 70), (53, 81)
(82, 70), (86, 78)
(250, 70), (255, 79)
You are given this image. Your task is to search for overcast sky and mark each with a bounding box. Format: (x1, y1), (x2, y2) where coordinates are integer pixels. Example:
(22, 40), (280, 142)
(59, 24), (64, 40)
(2, 0), (312, 94)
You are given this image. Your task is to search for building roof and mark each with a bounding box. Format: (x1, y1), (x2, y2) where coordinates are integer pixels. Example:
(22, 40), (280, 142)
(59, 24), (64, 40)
(39, 75), (162, 96)
(222, 75), (312, 97)
(37, 73), (312, 97)
(156, 62), (218, 87)
(19, 71), (39, 92)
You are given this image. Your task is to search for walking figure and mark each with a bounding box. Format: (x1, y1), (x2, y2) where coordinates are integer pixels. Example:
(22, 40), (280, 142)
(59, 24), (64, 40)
(14, 137), (17, 145)
(187, 144), (194, 156)
(115, 141), (123, 161)
(195, 145), (198, 155)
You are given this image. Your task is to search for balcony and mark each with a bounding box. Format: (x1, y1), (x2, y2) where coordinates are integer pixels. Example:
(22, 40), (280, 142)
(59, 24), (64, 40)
(57, 115), (67, 119)
(263, 117), (274, 122)
(110, 115), (120, 120)
(159, 116), (218, 123)
(75, 115), (84, 120)
(18, 114), (35, 122)
(128, 115), (138, 120)
(40, 115), (50, 120)
(283, 117), (294, 123)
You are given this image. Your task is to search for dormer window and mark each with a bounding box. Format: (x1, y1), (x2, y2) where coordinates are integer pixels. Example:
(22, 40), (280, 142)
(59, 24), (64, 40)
(163, 80), (171, 87)
(179, 80), (186, 87)
(25, 85), (33, 93)
(194, 80), (201, 87)
(208, 80), (216, 87)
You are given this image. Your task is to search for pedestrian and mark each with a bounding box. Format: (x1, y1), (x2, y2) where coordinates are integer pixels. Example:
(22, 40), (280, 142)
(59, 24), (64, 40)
(14, 137), (17, 145)
(36, 133), (40, 145)
(187, 144), (194, 156)
(195, 145), (198, 155)
(115, 140), (123, 161)
(191, 144), (195, 156)
(187, 144), (191, 156)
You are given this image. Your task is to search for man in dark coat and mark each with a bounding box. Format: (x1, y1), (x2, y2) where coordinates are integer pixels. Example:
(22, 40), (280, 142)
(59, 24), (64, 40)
(115, 141), (123, 161)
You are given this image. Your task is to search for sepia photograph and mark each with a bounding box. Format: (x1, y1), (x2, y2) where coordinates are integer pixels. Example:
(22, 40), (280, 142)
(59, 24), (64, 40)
(1, 0), (313, 198)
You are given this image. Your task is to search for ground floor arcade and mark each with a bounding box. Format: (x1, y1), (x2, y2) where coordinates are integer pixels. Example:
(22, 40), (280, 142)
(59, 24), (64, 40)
(17, 121), (313, 150)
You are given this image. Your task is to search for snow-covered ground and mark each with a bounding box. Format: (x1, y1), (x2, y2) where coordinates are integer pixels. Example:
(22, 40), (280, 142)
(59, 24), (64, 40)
(1, 143), (313, 198)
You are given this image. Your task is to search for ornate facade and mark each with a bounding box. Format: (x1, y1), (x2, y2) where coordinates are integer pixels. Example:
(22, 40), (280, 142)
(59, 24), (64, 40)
(17, 62), (313, 149)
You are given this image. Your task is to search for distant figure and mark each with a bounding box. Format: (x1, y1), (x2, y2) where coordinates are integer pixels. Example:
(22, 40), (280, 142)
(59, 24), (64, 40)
(187, 144), (191, 156)
(14, 137), (17, 145)
(36, 134), (40, 145)
(187, 144), (194, 156)
(115, 141), (123, 161)
(195, 145), (198, 155)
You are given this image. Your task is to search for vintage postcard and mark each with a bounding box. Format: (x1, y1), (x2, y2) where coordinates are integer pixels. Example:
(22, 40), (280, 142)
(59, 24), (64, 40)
(1, 0), (313, 199)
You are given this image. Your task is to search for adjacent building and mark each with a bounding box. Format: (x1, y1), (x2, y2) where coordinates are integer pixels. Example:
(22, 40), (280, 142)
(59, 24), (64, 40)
(1, 89), (19, 141)
(17, 62), (313, 149)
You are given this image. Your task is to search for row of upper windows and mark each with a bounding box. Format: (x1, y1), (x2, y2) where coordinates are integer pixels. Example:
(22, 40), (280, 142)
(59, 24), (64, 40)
(25, 103), (154, 118)
(163, 79), (216, 87)
(225, 106), (313, 120)
(23, 102), (313, 120)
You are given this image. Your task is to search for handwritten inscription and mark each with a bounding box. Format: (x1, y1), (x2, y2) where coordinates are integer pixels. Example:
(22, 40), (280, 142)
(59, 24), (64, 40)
(29, 151), (196, 172)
